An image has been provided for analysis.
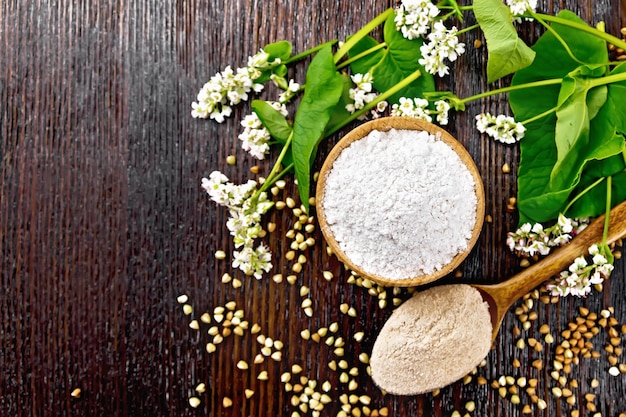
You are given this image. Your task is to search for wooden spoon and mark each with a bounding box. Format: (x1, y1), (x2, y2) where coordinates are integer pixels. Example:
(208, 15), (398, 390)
(474, 199), (626, 342)
(369, 201), (626, 396)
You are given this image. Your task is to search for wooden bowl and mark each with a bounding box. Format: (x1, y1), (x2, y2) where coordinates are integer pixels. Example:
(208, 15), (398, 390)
(316, 117), (485, 287)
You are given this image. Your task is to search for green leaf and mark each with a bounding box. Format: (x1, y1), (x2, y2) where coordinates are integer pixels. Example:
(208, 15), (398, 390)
(251, 100), (292, 144)
(348, 35), (386, 76)
(596, 62), (626, 135)
(326, 73), (355, 132)
(568, 171), (626, 218)
(292, 45), (344, 211)
(254, 41), (293, 83)
(473, 0), (536, 83)
(509, 10), (613, 223)
(549, 65), (608, 191)
(570, 64), (626, 216)
(264, 40), (292, 61)
(273, 64), (288, 78)
(369, 13), (435, 103)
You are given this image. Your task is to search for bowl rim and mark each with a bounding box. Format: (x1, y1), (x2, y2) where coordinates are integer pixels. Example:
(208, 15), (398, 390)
(315, 116), (485, 287)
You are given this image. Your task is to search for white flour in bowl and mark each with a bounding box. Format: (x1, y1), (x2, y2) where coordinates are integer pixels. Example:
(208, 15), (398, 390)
(320, 128), (478, 280)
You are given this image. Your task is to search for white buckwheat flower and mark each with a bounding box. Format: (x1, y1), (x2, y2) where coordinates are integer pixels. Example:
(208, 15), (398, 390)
(395, 0), (440, 40)
(278, 79), (301, 104)
(232, 244), (272, 279)
(201, 171), (274, 277)
(475, 112), (525, 144)
(191, 50), (269, 122)
(346, 73), (379, 118)
(247, 49), (271, 69)
(545, 243), (614, 297)
(433, 100), (451, 125)
(369, 100), (389, 119)
(238, 102), (288, 160)
(418, 21), (465, 77)
(506, 215), (589, 257)
(390, 97), (432, 122)
(507, 0), (538, 19)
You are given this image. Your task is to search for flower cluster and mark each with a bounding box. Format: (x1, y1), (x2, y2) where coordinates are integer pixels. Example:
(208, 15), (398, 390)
(369, 101), (389, 119)
(507, 214), (589, 257)
(271, 75), (301, 104)
(507, 0), (538, 18)
(433, 99), (451, 125)
(191, 50), (271, 122)
(391, 97), (431, 121)
(419, 21), (466, 77)
(394, 0), (440, 40)
(390, 97), (450, 125)
(475, 112), (526, 144)
(546, 244), (614, 297)
(239, 102), (288, 160)
(346, 73), (380, 118)
(201, 171), (274, 278)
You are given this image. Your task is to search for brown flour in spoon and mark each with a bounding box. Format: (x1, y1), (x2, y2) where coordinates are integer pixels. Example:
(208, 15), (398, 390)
(370, 284), (492, 395)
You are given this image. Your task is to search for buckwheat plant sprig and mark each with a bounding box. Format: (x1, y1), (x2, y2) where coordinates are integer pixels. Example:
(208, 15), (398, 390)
(346, 73), (380, 118)
(545, 243), (614, 297)
(271, 75), (301, 104)
(520, 176), (615, 297)
(433, 99), (451, 125)
(394, 0), (440, 40)
(390, 97), (451, 125)
(201, 172), (274, 278)
(507, 214), (589, 257)
(191, 50), (272, 122)
(390, 97), (432, 122)
(418, 20), (466, 77)
(475, 112), (526, 144)
(239, 102), (289, 160)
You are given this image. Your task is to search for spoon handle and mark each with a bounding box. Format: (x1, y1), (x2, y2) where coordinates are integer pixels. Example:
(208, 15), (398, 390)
(488, 199), (626, 308)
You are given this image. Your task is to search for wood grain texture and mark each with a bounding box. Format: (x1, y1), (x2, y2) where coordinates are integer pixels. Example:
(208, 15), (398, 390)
(1, 1), (625, 416)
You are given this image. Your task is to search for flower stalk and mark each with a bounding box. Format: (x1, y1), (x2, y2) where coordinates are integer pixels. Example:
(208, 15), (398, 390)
(333, 8), (394, 64)
(255, 132), (294, 198)
(459, 78), (563, 105)
(531, 12), (626, 51)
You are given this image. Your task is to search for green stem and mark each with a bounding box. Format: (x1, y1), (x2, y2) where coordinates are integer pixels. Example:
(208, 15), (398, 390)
(285, 40), (338, 65)
(532, 13), (626, 51)
(530, 11), (586, 65)
(459, 78), (563, 104)
(520, 105), (557, 125)
(456, 23), (479, 36)
(562, 177), (605, 215)
(438, 4), (473, 11)
(325, 68), (423, 136)
(333, 8), (394, 64)
(602, 176), (612, 245)
(588, 70), (626, 88)
(337, 42), (387, 70)
(256, 132), (294, 197)
(440, 10), (458, 21)
(269, 162), (294, 183)
(437, 0), (464, 20)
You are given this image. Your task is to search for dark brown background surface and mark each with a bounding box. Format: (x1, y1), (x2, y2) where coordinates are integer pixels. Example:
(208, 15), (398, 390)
(2, 0), (626, 416)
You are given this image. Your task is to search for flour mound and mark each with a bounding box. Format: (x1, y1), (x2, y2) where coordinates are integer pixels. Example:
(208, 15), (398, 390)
(321, 129), (478, 280)
(369, 284), (492, 395)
